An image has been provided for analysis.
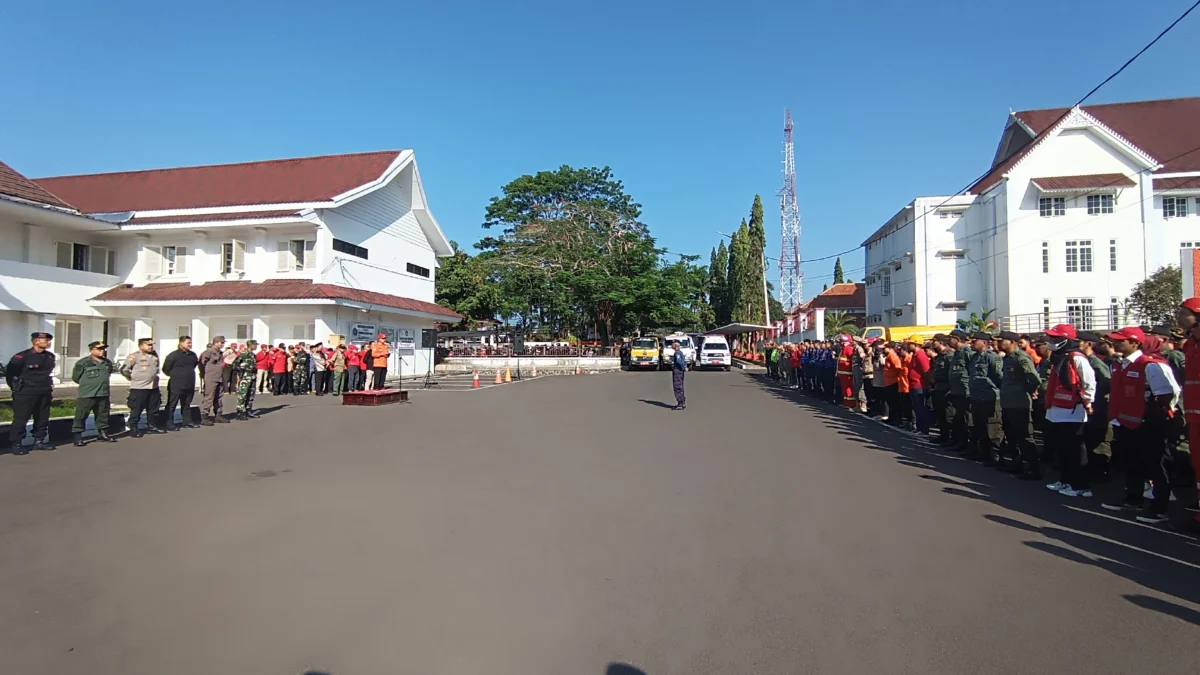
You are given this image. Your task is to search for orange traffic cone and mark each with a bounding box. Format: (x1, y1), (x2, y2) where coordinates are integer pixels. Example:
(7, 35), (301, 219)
(494, 369), (503, 385)
(530, 363), (538, 377)
(574, 363), (581, 375)
(472, 370), (480, 388)
(504, 366), (512, 383)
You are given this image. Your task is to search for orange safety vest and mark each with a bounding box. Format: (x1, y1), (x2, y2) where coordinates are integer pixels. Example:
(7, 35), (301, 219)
(370, 341), (390, 368)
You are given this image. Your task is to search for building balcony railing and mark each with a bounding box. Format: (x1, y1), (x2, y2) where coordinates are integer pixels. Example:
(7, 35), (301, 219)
(999, 308), (1129, 335)
(0, 258), (119, 316)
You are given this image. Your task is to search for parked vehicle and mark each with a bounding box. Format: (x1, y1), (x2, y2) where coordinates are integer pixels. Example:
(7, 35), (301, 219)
(660, 333), (696, 370)
(861, 324), (956, 343)
(628, 336), (662, 370)
(695, 334), (731, 370)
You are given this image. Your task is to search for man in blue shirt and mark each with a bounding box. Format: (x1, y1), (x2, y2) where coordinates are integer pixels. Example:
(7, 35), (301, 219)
(671, 340), (688, 410)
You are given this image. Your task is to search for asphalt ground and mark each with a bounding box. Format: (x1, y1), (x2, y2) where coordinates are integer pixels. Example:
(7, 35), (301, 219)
(0, 369), (1197, 675)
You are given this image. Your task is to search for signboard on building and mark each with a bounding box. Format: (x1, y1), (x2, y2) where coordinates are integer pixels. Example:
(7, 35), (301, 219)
(350, 323), (377, 343)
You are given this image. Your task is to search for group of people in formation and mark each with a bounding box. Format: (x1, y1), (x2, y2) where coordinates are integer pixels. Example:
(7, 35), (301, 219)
(3, 332), (394, 453)
(757, 299), (1200, 531)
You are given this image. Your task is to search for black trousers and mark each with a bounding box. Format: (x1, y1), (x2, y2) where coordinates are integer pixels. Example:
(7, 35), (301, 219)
(1002, 407), (1037, 468)
(165, 387), (195, 427)
(1047, 420), (1088, 489)
(948, 394), (972, 448)
(127, 389), (159, 431)
(1117, 419), (1171, 512)
(313, 371), (327, 395)
(932, 390), (949, 437)
(9, 391), (53, 443)
(348, 366), (362, 391)
(372, 365), (387, 390)
(272, 372), (288, 394)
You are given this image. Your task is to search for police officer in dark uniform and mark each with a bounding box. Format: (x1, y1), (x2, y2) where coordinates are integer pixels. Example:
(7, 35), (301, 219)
(946, 329), (973, 452)
(5, 332), (57, 454)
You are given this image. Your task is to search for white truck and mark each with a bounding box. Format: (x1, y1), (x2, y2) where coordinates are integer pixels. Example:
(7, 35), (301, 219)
(660, 333), (696, 370)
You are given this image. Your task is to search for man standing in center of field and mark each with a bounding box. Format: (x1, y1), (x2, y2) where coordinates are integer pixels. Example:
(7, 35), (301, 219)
(233, 340), (260, 420)
(670, 339), (687, 411)
(199, 335), (228, 425)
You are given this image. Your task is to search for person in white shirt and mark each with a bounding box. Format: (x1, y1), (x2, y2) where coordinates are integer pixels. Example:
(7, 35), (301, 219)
(1101, 328), (1180, 523)
(1040, 325), (1098, 498)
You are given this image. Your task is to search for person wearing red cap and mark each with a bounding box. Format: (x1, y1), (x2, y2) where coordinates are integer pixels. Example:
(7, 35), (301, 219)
(369, 333), (390, 390)
(1041, 324), (1097, 498)
(1101, 326), (1180, 523)
(1177, 299), (1200, 525)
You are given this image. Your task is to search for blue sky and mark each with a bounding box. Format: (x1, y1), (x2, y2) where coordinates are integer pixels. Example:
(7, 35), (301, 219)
(4, 0), (1197, 298)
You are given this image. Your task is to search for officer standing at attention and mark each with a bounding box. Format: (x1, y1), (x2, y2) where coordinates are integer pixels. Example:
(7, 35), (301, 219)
(162, 336), (200, 430)
(199, 335), (228, 425)
(946, 329), (973, 452)
(997, 331), (1041, 477)
(929, 335), (952, 446)
(121, 338), (166, 437)
(233, 339), (260, 420)
(966, 331), (1004, 465)
(5, 331), (57, 453)
(71, 340), (118, 446)
(670, 339), (688, 411)
(1077, 331), (1113, 481)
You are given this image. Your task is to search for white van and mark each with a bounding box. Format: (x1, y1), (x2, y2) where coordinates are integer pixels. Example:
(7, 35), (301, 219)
(695, 334), (731, 370)
(661, 333), (696, 370)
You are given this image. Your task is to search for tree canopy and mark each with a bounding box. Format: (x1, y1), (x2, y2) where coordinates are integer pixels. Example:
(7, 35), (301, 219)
(1127, 266), (1181, 326)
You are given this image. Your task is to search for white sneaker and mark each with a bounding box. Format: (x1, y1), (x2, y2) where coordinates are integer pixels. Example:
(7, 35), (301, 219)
(1136, 512), (1169, 525)
(1046, 481), (1067, 491)
(1060, 487), (1092, 498)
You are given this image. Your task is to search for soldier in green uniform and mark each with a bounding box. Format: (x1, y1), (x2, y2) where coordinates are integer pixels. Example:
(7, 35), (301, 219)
(292, 343), (310, 396)
(929, 335), (953, 446)
(946, 330), (973, 452)
(966, 331), (1005, 464)
(1077, 331), (1113, 482)
(997, 331), (1042, 477)
(1032, 335), (1052, 459)
(234, 340), (261, 420)
(71, 340), (119, 447)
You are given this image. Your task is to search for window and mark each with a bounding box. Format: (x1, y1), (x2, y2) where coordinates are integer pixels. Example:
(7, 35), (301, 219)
(115, 324), (132, 360)
(54, 319), (83, 358)
(1066, 298), (1094, 330)
(1164, 196), (1190, 218)
(1087, 194), (1114, 215)
(277, 240), (316, 271)
(176, 326), (190, 341)
(221, 240), (246, 274)
(1043, 299), (1051, 329)
(1109, 239), (1117, 271)
(407, 262), (431, 278)
(1039, 197), (1065, 217)
(291, 323), (315, 341)
(1184, 242), (1198, 249)
(1042, 242), (1049, 273)
(880, 270), (891, 297)
(56, 241), (98, 271)
(1109, 297), (1119, 328)
(1065, 240), (1092, 273)
(332, 238), (369, 260)
(143, 245), (163, 278)
(164, 246), (187, 276)
(107, 249), (117, 275)
(236, 324), (250, 341)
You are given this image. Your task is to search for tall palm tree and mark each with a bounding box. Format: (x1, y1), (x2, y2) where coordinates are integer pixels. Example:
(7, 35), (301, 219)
(824, 310), (859, 337)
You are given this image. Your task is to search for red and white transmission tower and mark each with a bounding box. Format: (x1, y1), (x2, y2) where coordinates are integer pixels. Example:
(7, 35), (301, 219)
(777, 110), (803, 310)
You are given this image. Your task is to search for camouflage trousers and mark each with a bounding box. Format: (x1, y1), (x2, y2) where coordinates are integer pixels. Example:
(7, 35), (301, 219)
(293, 369), (310, 394)
(237, 373), (256, 412)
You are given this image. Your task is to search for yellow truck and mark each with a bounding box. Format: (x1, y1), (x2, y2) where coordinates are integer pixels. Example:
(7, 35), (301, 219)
(628, 336), (662, 370)
(861, 324), (957, 344)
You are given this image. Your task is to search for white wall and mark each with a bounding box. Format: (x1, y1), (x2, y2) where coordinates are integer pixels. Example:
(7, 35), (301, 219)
(317, 164), (438, 303)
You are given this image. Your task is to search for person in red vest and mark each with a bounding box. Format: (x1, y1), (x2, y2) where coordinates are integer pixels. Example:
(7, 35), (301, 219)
(1041, 324), (1097, 498)
(1177, 298), (1200, 528)
(788, 343), (802, 390)
(270, 343), (290, 395)
(836, 335), (855, 409)
(255, 343), (270, 394)
(1101, 327), (1180, 523)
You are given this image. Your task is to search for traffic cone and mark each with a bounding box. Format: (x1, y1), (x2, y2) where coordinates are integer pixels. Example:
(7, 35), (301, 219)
(472, 370), (480, 389)
(494, 369), (503, 385)
(530, 363), (538, 377)
(574, 363), (581, 375)
(504, 366), (512, 383)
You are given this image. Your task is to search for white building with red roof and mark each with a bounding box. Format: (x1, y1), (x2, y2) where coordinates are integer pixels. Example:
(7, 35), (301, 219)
(864, 96), (1200, 333)
(1, 151), (460, 379)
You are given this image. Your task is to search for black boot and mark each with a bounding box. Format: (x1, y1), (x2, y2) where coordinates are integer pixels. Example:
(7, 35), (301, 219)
(73, 433), (86, 447)
(235, 411), (248, 421)
(97, 430), (117, 443)
(215, 415), (231, 424)
(34, 438), (55, 451)
(145, 426), (167, 435)
(200, 417), (214, 427)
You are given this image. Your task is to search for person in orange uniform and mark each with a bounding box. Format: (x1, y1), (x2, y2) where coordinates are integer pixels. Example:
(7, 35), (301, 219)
(836, 335), (856, 409)
(1176, 298), (1200, 527)
(369, 333), (390, 390)
(882, 342), (907, 428)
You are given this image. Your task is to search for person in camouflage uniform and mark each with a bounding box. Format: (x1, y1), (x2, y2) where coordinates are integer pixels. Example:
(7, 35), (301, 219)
(292, 343), (310, 395)
(234, 340), (261, 420)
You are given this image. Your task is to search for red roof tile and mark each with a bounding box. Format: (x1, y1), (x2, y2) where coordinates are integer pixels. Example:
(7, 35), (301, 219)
(34, 150), (403, 213)
(793, 283), (866, 311)
(128, 210), (302, 225)
(971, 97), (1200, 194)
(1154, 176), (1200, 191)
(90, 279), (462, 319)
(0, 159), (74, 209)
(1030, 173), (1136, 191)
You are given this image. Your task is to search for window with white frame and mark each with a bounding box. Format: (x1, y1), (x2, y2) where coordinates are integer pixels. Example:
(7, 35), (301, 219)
(1066, 298), (1094, 330)
(54, 319), (83, 358)
(236, 324), (250, 341)
(880, 270), (891, 297)
(1087, 194), (1114, 215)
(221, 240), (246, 274)
(1109, 239), (1117, 272)
(1109, 297), (1119, 328)
(1043, 299), (1051, 329)
(1065, 240), (1092, 273)
(277, 239), (316, 272)
(1039, 197), (1065, 217)
(1042, 242), (1049, 273)
(1164, 196), (1190, 218)
(164, 245), (187, 276)
(290, 323), (315, 341)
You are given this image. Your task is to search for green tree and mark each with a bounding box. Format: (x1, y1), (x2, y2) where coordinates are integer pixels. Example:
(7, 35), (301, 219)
(766, 281), (786, 325)
(955, 308), (998, 333)
(833, 257), (845, 284)
(743, 195), (767, 324)
(1127, 265), (1182, 326)
(434, 242), (501, 328)
(710, 242), (730, 325)
(824, 310), (860, 337)
(728, 221), (750, 323)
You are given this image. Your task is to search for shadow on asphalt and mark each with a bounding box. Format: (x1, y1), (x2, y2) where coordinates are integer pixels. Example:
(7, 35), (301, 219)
(746, 372), (1200, 623)
(607, 663), (648, 675)
(638, 399), (676, 409)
